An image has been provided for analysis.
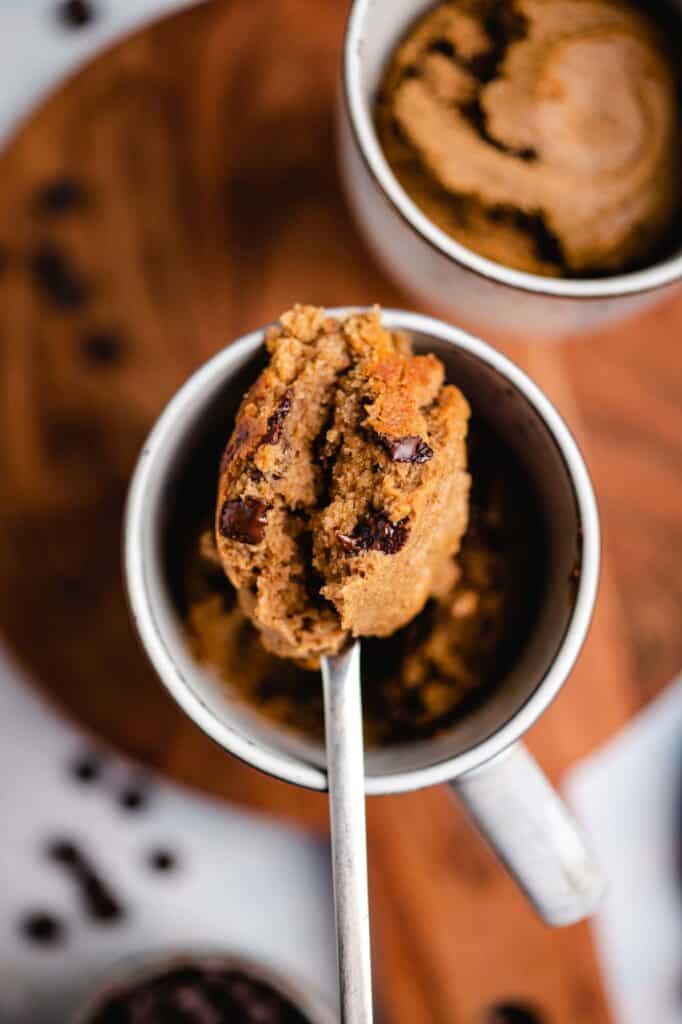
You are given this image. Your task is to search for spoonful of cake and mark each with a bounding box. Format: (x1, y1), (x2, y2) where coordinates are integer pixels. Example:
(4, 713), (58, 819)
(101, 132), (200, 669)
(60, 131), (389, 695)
(214, 305), (471, 1022)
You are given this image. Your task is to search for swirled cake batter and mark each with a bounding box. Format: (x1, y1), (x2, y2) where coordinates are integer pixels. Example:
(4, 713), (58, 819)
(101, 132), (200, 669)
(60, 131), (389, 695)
(377, 0), (681, 275)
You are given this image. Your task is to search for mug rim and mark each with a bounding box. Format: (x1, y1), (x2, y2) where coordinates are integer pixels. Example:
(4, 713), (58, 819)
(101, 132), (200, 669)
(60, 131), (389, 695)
(124, 308), (600, 795)
(342, 0), (682, 302)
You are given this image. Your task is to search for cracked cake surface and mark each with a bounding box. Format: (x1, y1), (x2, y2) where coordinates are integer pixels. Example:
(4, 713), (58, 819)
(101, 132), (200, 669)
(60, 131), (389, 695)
(215, 305), (470, 666)
(377, 0), (681, 276)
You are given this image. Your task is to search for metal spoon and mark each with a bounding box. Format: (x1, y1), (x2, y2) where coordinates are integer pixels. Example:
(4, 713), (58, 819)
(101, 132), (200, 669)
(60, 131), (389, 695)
(321, 641), (373, 1024)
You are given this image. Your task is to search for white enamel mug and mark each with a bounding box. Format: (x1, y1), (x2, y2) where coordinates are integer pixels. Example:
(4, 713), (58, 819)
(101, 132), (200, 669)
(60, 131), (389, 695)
(125, 309), (604, 926)
(338, 0), (682, 335)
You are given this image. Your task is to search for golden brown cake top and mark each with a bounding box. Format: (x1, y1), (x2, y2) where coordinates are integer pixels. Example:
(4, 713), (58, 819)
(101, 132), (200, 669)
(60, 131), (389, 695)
(215, 305), (470, 665)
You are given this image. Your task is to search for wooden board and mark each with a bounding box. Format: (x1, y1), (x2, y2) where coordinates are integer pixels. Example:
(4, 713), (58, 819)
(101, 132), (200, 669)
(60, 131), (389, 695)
(1, 1), (681, 1020)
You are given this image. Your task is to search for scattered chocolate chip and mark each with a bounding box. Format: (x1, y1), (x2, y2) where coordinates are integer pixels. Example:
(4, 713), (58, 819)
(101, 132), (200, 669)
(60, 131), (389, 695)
(338, 513), (409, 555)
(48, 839), (79, 866)
(47, 837), (124, 925)
(32, 176), (88, 215)
(81, 329), (124, 367)
(70, 752), (103, 783)
(29, 243), (91, 310)
(119, 786), (148, 812)
(0, 244), (9, 275)
(429, 38), (456, 57)
(20, 911), (66, 947)
(57, 0), (96, 28)
(372, 430), (433, 464)
(261, 388), (293, 446)
(486, 1002), (543, 1024)
(219, 497), (269, 545)
(85, 880), (123, 923)
(148, 849), (178, 873)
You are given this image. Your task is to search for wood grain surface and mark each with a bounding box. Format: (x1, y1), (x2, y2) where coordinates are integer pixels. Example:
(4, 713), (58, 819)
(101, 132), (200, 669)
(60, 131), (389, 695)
(0, 2), (680, 1021)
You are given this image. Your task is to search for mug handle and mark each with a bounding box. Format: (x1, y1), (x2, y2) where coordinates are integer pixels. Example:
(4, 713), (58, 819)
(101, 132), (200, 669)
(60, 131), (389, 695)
(451, 742), (605, 926)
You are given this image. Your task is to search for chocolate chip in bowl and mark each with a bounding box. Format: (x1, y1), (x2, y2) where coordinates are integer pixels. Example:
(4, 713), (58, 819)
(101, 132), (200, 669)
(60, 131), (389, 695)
(74, 954), (336, 1024)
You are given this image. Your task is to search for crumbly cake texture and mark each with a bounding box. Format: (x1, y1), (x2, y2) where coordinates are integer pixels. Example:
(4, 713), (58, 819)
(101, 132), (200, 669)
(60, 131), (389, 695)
(188, 421), (541, 747)
(215, 305), (470, 666)
(377, 0), (681, 276)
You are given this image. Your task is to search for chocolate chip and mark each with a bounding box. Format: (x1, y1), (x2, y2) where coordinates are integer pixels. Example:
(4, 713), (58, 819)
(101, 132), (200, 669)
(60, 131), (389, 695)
(29, 243), (91, 310)
(372, 430), (433, 464)
(486, 1003), (543, 1024)
(219, 497), (269, 545)
(429, 38), (456, 57)
(261, 388), (293, 446)
(119, 786), (148, 812)
(85, 880), (123, 923)
(338, 514), (409, 555)
(148, 848), (177, 873)
(70, 752), (103, 783)
(33, 176), (88, 215)
(20, 911), (66, 947)
(48, 839), (79, 866)
(47, 837), (125, 925)
(57, 0), (96, 28)
(81, 329), (124, 367)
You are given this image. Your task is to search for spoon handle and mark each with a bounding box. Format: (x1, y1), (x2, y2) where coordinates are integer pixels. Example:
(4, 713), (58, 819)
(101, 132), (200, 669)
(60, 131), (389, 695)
(322, 642), (374, 1024)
